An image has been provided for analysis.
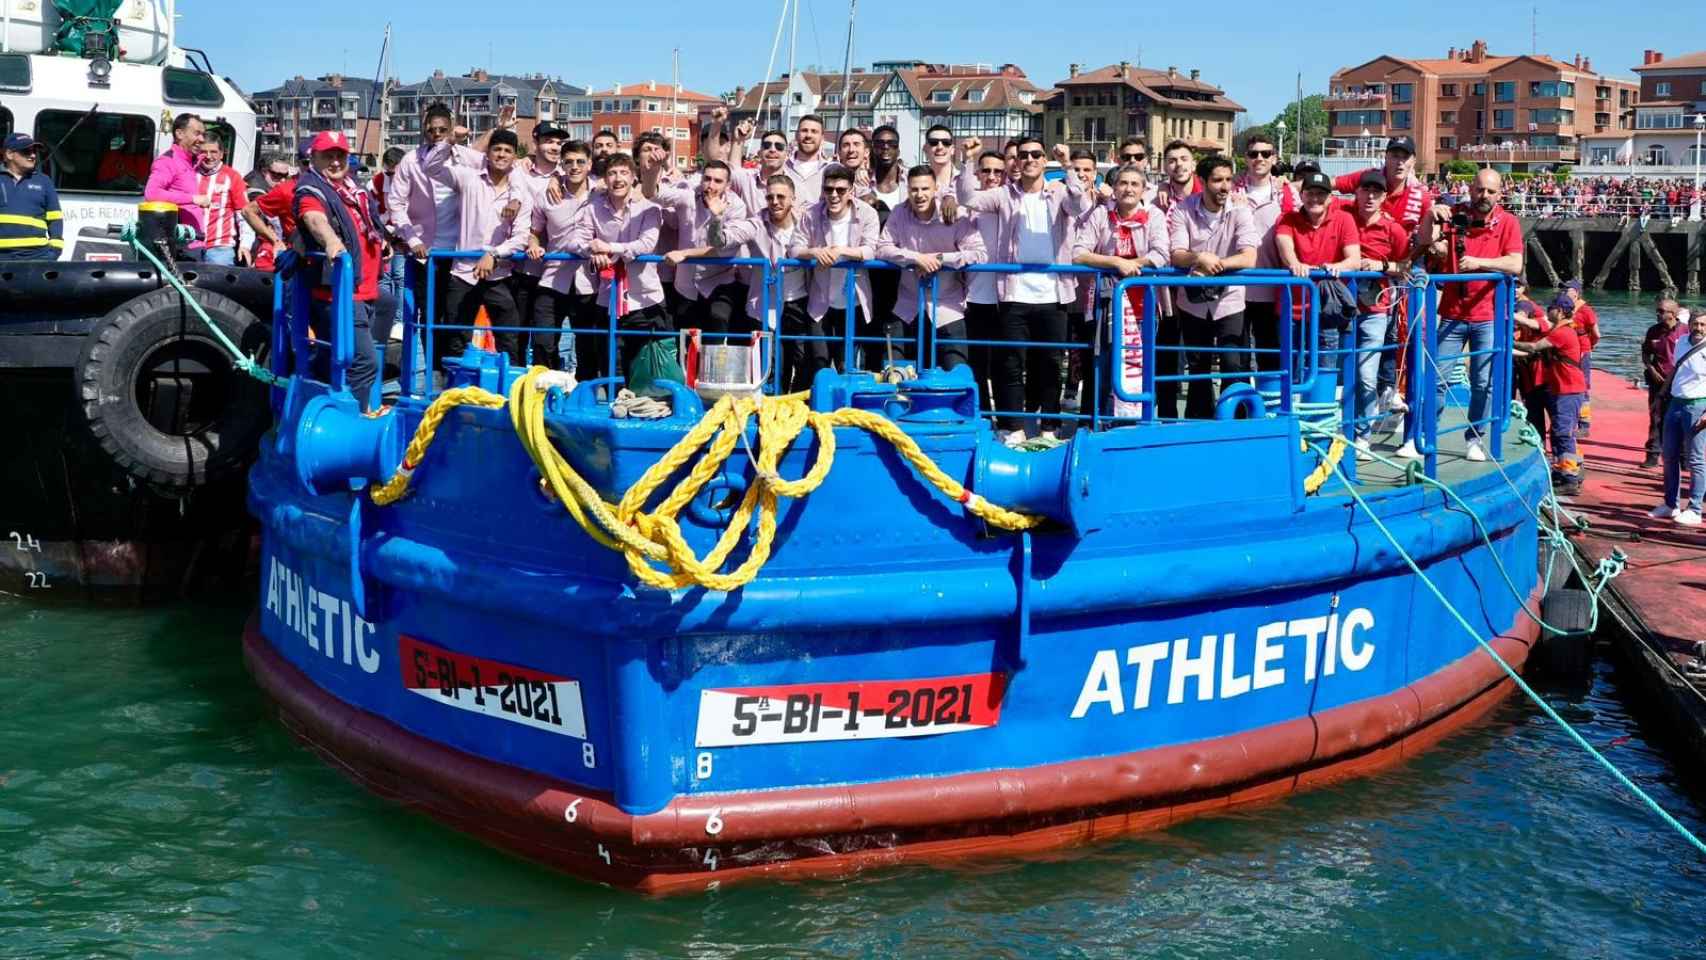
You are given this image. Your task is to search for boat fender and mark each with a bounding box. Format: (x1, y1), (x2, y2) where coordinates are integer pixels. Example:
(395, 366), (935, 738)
(1215, 383), (1265, 420)
(1534, 587), (1596, 679)
(74, 287), (271, 490)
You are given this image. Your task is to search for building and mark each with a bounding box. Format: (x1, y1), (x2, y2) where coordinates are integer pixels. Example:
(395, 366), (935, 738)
(728, 62), (1043, 160)
(253, 74), (384, 167)
(387, 69), (583, 151)
(1325, 40), (1639, 175)
(1043, 62), (1244, 158)
(1578, 49), (1706, 171)
(567, 81), (721, 166)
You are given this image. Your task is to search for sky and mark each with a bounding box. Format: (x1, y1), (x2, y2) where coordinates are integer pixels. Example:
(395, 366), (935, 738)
(178, 0), (1691, 124)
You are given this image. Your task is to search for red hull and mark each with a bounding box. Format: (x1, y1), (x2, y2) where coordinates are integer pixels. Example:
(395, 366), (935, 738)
(243, 593), (1541, 894)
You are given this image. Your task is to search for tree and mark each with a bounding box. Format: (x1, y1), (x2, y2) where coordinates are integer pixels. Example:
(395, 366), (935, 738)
(1259, 94), (1328, 158)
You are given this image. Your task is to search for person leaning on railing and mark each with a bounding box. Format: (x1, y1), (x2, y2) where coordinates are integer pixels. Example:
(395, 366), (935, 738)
(1167, 155), (1261, 421)
(875, 165), (988, 369)
(788, 164), (881, 370)
(1650, 310), (1706, 528)
(291, 131), (383, 411)
(1338, 170), (1413, 454)
(429, 130), (535, 370)
(1400, 168), (1524, 464)
(1276, 170), (1362, 375)
(1073, 163), (1169, 419)
(565, 153), (667, 379)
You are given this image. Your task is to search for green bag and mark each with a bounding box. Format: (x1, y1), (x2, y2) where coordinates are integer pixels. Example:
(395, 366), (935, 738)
(52, 1), (125, 57)
(626, 338), (684, 398)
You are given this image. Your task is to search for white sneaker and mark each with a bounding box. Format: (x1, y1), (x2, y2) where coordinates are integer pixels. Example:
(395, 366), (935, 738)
(1394, 439), (1422, 460)
(1650, 504), (1677, 520)
(1677, 509), (1703, 527)
(1001, 429), (1027, 449)
(1465, 440), (1487, 462)
(1353, 437), (1372, 458)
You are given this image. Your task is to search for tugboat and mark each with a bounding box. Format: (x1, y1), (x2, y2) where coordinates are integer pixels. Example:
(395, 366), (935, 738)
(242, 251), (1566, 892)
(0, 1), (271, 599)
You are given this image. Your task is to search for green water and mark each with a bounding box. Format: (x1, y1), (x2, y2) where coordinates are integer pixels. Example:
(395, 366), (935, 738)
(4, 298), (1706, 958)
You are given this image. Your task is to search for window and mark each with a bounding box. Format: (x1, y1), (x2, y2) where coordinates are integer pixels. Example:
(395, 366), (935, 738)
(1055, 116), (1065, 136)
(650, 125), (661, 134)
(1440, 136), (1457, 149)
(1475, 110), (1484, 129)
(676, 127), (689, 140)
(1655, 81), (1672, 96)
(854, 92), (871, 105)
(618, 124), (632, 140)
(1471, 82), (1485, 96)
(1441, 83), (1458, 97)
(1529, 108), (1573, 125)
(1391, 110), (1412, 128)
(1527, 81), (1574, 98)
(571, 100), (592, 119)
(823, 93), (841, 105)
(1493, 82), (1515, 102)
(0, 52), (32, 92)
(1441, 110), (1457, 123)
(646, 101), (659, 112)
(1218, 122), (1225, 138)
(1392, 83), (1413, 103)
(33, 110), (156, 194)
(967, 89), (984, 103)
(1331, 110), (1384, 126)
(1072, 93), (1083, 106)
(1493, 109), (1514, 129)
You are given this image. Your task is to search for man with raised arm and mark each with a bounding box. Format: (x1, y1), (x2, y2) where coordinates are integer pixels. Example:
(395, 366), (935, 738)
(430, 129), (535, 368)
(955, 135), (1090, 446)
(1167, 155), (1261, 420)
(1399, 167), (1523, 463)
(728, 121), (791, 214)
(566, 153), (666, 379)
(876, 164), (988, 368)
(1074, 163), (1169, 418)
(788, 164), (881, 369)
(962, 149), (1008, 411)
(387, 103), (484, 328)
(658, 160), (755, 334)
(923, 124), (958, 199)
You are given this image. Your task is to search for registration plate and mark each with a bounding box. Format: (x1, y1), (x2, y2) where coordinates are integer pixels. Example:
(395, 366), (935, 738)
(695, 672), (1007, 747)
(399, 636), (587, 739)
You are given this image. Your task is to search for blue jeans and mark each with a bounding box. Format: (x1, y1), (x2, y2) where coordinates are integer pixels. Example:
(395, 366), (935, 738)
(1354, 313), (1390, 439)
(379, 253), (408, 330)
(1434, 319), (1495, 440)
(1548, 392), (1583, 460)
(1661, 399), (1706, 511)
(201, 245), (236, 266)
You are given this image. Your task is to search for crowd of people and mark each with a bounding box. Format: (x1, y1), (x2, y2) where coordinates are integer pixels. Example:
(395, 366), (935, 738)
(1499, 175), (1702, 221)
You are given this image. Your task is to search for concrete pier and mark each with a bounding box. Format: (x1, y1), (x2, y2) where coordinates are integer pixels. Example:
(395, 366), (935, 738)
(1519, 217), (1704, 295)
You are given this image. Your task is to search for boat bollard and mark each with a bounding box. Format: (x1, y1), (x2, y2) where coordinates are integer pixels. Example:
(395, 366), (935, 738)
(292, 392), (403, 496)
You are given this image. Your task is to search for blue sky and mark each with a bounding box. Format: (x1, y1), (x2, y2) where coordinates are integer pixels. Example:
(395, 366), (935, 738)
(180, 0), (1686, 123)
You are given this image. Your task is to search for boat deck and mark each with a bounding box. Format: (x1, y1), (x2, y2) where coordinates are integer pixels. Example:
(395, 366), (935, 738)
(1343, 408), (1530, 494)
(1559, 375), (1706, 754)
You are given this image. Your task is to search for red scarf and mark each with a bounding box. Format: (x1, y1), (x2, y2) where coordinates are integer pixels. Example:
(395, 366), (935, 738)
(1107, 207), (1147, 395)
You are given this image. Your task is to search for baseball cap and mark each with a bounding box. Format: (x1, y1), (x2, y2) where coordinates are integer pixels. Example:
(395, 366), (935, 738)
(533, 123), (568, 142)
(1549, 294), (1575, 315)
(1293, 159), (1322, 178)
(1563, 279), (1583, 291)
(1357, 169), (1388, 191)
(3, 132), (40, 153)
(309, 131), (351, 154)
(1300, 171), (1334, 194)
(1386, 136), (1416, 156)
(489, 129), (520, 151)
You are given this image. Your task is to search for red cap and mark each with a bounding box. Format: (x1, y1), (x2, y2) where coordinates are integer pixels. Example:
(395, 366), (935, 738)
(309, 131), (351, 154)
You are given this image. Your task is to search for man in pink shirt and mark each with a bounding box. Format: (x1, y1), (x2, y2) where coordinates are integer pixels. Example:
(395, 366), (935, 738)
(528, 139), (597, 374)
(1167, 155), (1262, 420)
(784, 115), (829, 207)
(876, 164), (988, 369)
(955, 135), (1089, 445)
(659, 160), (756, 334)
(738, 175), (820, 389)
(1231, 130), (1300, 372)
(429, 129), (534, 368)
(388, 103), (484, 329)
(511, 123), (568, 349)
(194, 140), (248, 266)
(789, 164), (881, 368)
(727, 122), (790, 213)
(144, 113), (211, 257)
(1074, 164), (1169, 418)
(567, 153), (666, 379)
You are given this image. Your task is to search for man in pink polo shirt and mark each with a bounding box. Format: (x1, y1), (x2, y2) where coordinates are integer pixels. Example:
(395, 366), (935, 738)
(728, 122), (790, 213)
(876, 164), (988, 368)
(789, 163), (881, 369)
(659, 160), (755, 335)
(528, 139), (598, 374)
(144, 113), (211, 258)
(429, 129), (534, 368)
(1232, 130), (1300, 372)
(1168, 155), (1262, 420)
(784, 115), (830, 207)
(388, 103), (484, 329)
(567, 153), (667, 379)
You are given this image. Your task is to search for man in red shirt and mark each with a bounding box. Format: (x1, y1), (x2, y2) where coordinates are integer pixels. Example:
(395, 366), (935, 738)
(240, 143), (311, 272)
(1333, 136), (1432, 237)
(1404, 168), (1524, 463)
(293, 131), (382, 409)
(1563, 279), (1600, 433)
(1276, 170), (1361, 375)
(1513, 294), (1588, 492)
(1339, 170), (1412, 451)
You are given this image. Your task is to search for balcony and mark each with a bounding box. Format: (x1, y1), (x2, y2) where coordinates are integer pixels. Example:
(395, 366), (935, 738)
(1457, 143), (1573, 162)
(1324, 91), (1386, 109)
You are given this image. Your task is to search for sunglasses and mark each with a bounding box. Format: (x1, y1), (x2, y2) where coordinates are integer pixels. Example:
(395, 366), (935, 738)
(761, 139), (787, 149)
(822, 185), (851, 195)
(927, 138), (953, 147)
(874, 139), (899, 148)
(1121, 152), (1147, 161)
(267, 169), (290, 178)
(1017, 149), (1044, 159)
(1247, 149), (1275, 158)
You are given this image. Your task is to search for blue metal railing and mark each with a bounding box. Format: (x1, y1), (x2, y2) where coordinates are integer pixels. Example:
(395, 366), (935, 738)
(272, 248), (1518, 486)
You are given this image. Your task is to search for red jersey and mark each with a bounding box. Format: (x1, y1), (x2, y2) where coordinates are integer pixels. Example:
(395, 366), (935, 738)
(1333, 168), (1434, 232)
(252, 178), (299, 271)
(1275, 208), (1359, 266)
(195, 165), (247, 249)
(296, 185), (383, 302)
(1337, 202), (1411, 263)
(1573, 301), (1600, 349)
(1514, 302), (1550, 393)
(1541, 322), (1586, 395)
(1436, 205), (1523, 323)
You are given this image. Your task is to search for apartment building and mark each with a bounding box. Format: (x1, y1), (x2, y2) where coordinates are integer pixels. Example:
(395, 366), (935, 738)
(386, 69), (584, 151)
(1043, 62), (1244, 157)
(1579, 49), (1706, 168)
(252, 74), (384, 166)
(567, 81), (721, 164)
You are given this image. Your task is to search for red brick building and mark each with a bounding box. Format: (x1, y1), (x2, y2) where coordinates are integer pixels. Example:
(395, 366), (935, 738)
(567, 82), (720, 169)
(1326, 40), (1639, 174)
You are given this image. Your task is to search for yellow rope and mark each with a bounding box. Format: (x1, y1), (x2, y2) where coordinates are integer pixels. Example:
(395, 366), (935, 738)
(1301, 435), (1348, 495)
(368, 386), (508, 506)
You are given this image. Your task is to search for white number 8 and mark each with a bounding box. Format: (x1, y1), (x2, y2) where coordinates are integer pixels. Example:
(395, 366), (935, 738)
(582, 742), (597, 768)
(696, 752), (713, 780)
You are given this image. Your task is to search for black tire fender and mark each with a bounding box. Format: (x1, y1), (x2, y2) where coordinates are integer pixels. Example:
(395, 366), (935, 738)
(74, 286), (271, 490)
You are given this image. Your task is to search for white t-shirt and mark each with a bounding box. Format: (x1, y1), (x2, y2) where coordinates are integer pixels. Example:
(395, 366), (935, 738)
(431, 178), (461, 249)
(1010, 191), (1057, 304)
(1674, 334), (1706, 400)
(774, 222), (808, 301)
(827, 212), (853, 309)
(872, 181), (904, 212)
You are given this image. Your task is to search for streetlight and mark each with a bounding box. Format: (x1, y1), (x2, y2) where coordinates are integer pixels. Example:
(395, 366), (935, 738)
(1692, 112), (1704, 222)
(1276, 118), (1287, 160)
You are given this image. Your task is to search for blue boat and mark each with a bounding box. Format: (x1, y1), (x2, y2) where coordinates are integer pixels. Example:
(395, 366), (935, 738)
(243, 253), (1552, 893)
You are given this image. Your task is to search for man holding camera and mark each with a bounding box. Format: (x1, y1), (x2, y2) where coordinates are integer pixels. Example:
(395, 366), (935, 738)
(1399, 168), (1522, 463)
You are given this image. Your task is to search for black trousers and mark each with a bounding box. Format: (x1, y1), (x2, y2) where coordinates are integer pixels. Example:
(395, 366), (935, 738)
(1154, 309), (1184, 419)
(409, 256), (453, 326)
(1181, 309), (1251, 420)
(965, 301), (1000, 412)
(820, 305), (866, 371)
(1648, 381), (1670, 456)
(441, 275), (522, 368)
(1246, 300), (1282, 373)
(995, 302), (1067, 432)
(682, 281), (750, 334)
(934, 317), (970, 372)
(511, 271), (542, 347)
(778, 297), (829, 393)
(309, 298), (378, 412)
(529, 286), (581, 371)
